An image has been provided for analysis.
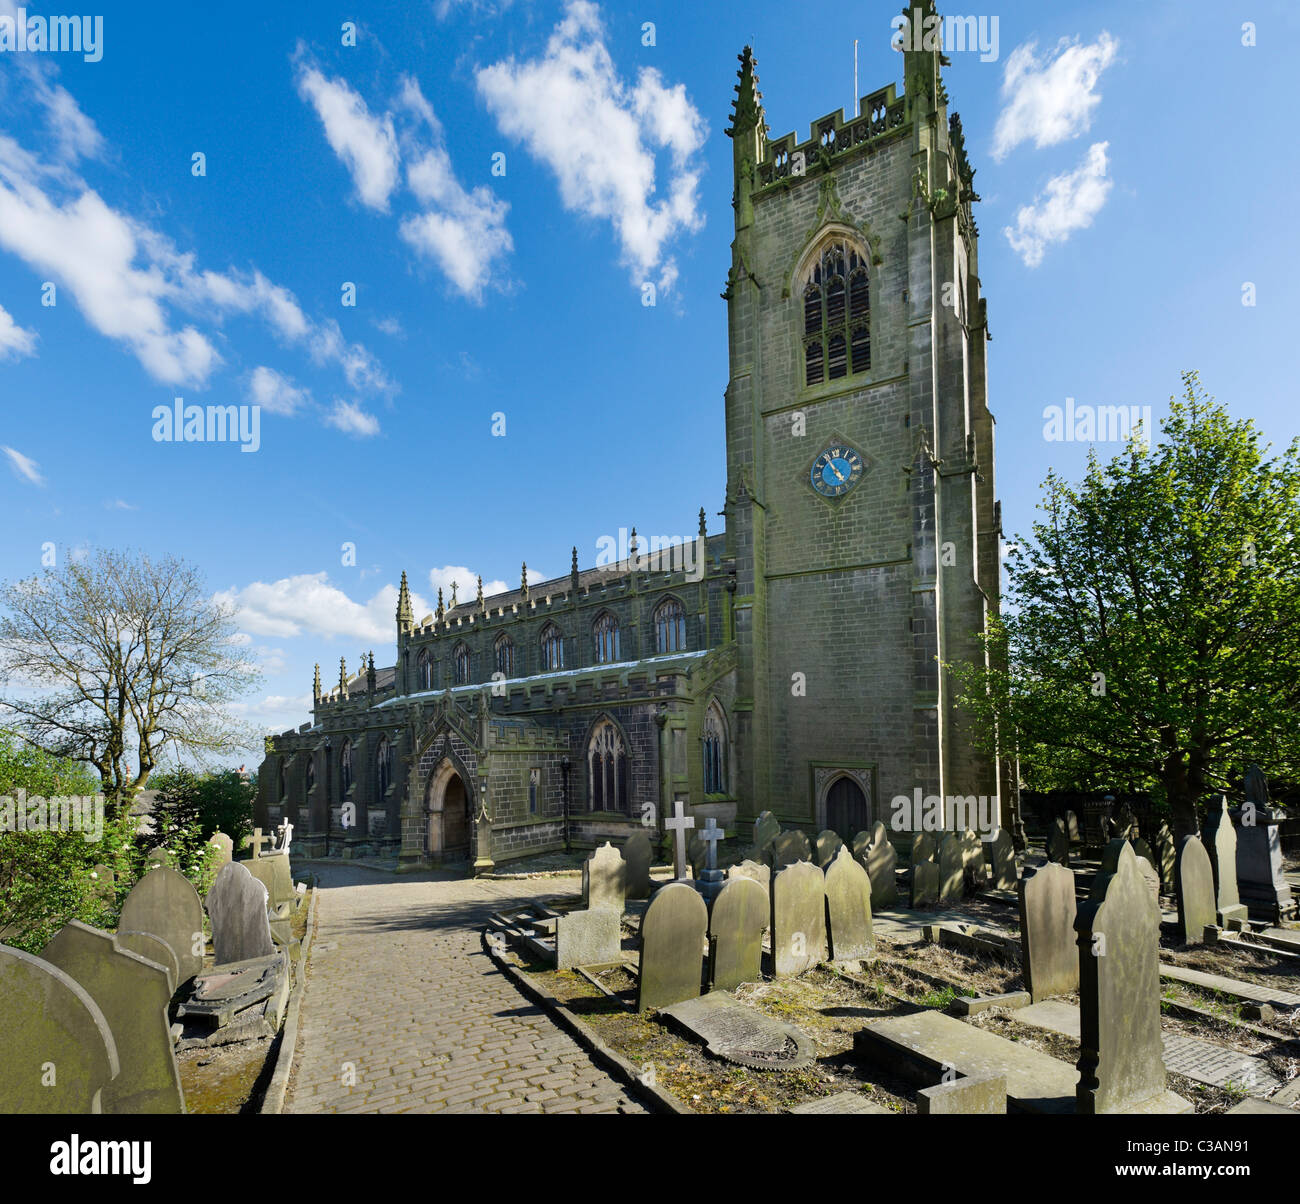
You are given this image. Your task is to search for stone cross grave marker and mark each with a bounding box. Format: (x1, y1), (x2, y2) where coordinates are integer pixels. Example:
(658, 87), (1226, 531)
(245, 827), (270, 859)
(623, 830), (652, 899)
(665, 799), (695, 881)
(637, 881), (707, 1012)
(709, 875), (768, 992)
(697, 818), (726, 903)
(866, 822), (899, 908)
(118, 865), (205, 986)
(40, 921), (184, 1114)
(205, 861), (275, 965)
(1176, 834), (1217, 944)
(0, 944), (119, 1113)
(1076, 842), (1190, 1114)
(824, 845), (874, 961)
(1018, 862), (1078, 1002)
(771, 860), (827, 976)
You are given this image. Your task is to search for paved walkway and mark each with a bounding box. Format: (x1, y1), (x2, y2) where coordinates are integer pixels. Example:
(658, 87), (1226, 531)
(283, 863), (648, 1114)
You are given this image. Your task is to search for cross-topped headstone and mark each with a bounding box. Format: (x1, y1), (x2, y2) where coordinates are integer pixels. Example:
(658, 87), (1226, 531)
(245, 828), (269, 859)
(665, 799), (695, 880)
(700, 818), (724, 871)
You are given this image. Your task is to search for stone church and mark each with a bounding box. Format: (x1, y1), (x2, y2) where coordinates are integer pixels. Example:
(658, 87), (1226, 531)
(256, 19), (1011, 872)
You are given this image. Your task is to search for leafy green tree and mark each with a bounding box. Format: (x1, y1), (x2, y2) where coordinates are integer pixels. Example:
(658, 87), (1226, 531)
(151, 767), (254, 893)
(954, 373), (1300, 836)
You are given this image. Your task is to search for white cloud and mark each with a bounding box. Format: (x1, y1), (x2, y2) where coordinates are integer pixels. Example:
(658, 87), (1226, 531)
(295, 61), (401, 212)
(247, 365), (309, 416)
(215, 573), (428, 644)
(993, 33), (1118, 161)
(476, 0), (706, 290)
(0, 301), (36, 360)
(1004, 142), (1112, 267)
(2, 444), (43, 485)
(325, 399), (381, 437)
(229, 692), (315, 738)
(105, 498), (137, 510)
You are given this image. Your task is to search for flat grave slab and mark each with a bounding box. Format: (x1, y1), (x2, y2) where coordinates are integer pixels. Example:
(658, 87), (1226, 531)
(854, 1010), (1076, 1114)
(787, 1091), (891, 1114)
(1159, 962), (1300, 1010)
(661, 991), (815, 1070)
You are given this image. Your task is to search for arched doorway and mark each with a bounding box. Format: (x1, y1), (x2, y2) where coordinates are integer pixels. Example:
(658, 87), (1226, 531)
(825, 775), (869, 842)
(426, 758), (472, 864)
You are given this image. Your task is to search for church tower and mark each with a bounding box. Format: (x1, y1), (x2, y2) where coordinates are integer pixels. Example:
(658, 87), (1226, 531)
(723, 6), (1003, 840)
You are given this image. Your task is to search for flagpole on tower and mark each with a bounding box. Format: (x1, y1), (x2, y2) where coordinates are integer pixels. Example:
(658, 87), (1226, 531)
(854, 39), (859, 116)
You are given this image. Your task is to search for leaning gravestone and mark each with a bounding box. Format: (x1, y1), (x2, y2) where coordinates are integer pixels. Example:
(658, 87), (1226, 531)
(771, 860), (828, 976)
(117, 930), (178, 990)
(622, 830), (652, 900)
(814, 830), (845, 869)
(556, 909), (621, 970)
(1018, 863), (1078, 1002)
(40, 922), (184, 1114)
(118, 866), (205, 986)
(1075, 843), (1191, 1114)
(865, 822), (899, 908)
(750, 811), (780, 860)
(726, 859), (771, 892)
(661, 992), (814, 1069)
(1176, 834), (1217, 945)
(938, 834), (965, 905)
(637, 882), (707, 1012)
(771, 830), (811, 869)
(989, 828), (1017, 891)
(1205, 796), (1248, 925)
(205, 862), (275, 965)
(1046, 818), (1071, 866)
(0, 944), (120, 1113)
(584, 842), (627, 913)
(709, 875), (768, 991)
(824, 846), (874, 960)
(912, 860), (940, 908)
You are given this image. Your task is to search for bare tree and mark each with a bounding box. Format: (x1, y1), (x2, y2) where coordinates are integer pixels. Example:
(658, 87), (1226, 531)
(0, 548), (261, 810)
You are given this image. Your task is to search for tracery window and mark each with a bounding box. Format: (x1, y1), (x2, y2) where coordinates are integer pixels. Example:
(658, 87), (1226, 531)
(540, 623), (564, 671)
(453, 643), (470, 685)
(588, 719), (628, 812)
(654, 597), (687, 654)
(494, 632), (515, 677)
(340, 739), (353, 795)
(377, 736), (392, 797)
(703, 702), (728, 794)
(593, 613), (620, 664)
(802, 240), (871, 386)
(417, 648), (434, 690)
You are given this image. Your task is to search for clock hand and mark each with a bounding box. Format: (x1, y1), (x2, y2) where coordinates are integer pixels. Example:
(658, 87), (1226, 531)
(828, 460), (846, 483)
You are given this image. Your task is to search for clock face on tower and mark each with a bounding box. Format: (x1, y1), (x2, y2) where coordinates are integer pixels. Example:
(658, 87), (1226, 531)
(810, 444), (865, 498)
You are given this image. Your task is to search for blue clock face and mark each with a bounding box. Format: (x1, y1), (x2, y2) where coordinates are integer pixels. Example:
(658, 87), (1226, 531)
(811, 444), (864, 498)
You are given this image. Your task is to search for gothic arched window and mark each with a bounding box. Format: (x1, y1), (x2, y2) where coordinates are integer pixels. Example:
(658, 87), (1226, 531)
(340, 739), (353, 795)
(540, 623), (564, 671)
(803, 239), (870, 386)
(306, 756), (315, 797)
(494, 633), (515, 677)
(377, 736), (392, 797)
(654, 597), (687, 654)
(453, 643), (470, 685)
(417, 648), (433, 690)
(703, 702), (728, 794)
(593, 612), (620, 664)
(588, 719), (628, 813)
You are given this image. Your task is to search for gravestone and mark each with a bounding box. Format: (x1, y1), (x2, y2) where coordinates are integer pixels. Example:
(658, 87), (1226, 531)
(824, 846), (874, 960)
(989, 828), (1017, 891)
(709, 875), (768, 992)
(696, 818), (726, 903)
(208, 831), (233, 866)
(1154, 821), (1177, 892)
(851, 830), (873, 864)
(556, 909), (621, 970)
(750, 811), (780, 860)
(938, 834), (965, 905)
(771, 860), (828, 976)
(637, 882), (707, 1012)
(1018, 863), (1078, 1002)
(1065, 810), (1081, 844)
(661, 992), (814, 1069)
(665, 799), (695, 880)
(912, 831), (937, 864)
(1234, 765), (1293, 920)
(1205, 796), (1248, 925)
(118, 866), (204, 986)
(814, 829), (845, 869)
(144, 846), (174, 871)
(1115, 802), (1139, 840)
(918, 1073), (1007, 1115)
(0, 944), (119, 1113)
(245, 853), (294, 911)
(865, 822), (899, 908)
(622, 830), (652, 900)
(1076, 842), (1190, 1114)
(584, 842), (627, 912)
(727, 859), (771, 892)
(1176, 834), (1216, 945)
(40, 921), (184, 1114)
(771, 830), (811, 869)
(205, 861), (275, 965)
(1046, 818), (1070, 866)
(789, 1092), (891, 1114)
(1092, 840), (1161, 916)
(1131, 836), (1156, 871)
(961, 828), (987, 891)
(117, 930), (178, 990)
(912, 860), (940, 908)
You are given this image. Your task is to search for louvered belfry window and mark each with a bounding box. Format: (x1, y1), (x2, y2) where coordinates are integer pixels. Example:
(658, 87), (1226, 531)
(803, 240), (871, 386)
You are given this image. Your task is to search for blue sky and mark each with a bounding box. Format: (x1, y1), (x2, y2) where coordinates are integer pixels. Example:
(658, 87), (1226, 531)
(1, 0), (1296, 758)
